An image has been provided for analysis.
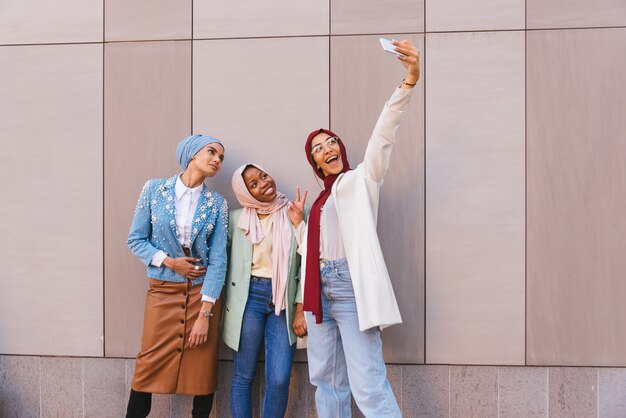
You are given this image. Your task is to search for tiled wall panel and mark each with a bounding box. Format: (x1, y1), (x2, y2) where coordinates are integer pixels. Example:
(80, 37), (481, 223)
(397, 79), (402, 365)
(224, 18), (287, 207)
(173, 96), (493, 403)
(83, 358), (126, 417)
(331, 0), (423, 34)
(528, 0), (626, 29)
(599, 368), (626, 417)
(8, 354), (626, 417)
(527, 28), (626, 366)
(450, 366), (498, 416)
(330, 34), (424, 363)
(498, 367), (547, 417)
(426, 0), (524, 32)
(105, 0), (191, 41)
(425, 31), (525, 365)
(402, 365), (449, 416)
(41, 358), (82, 417)
(193, 37), (329, 215)
(0, 44), (103, 356)
(104, 41), (192, 357)
(0, 0), (102, 44)
(548, 367), (597, 417)
(0, 356), (41, 418)
(0, 0), (624, 387)
(193, 0), (328, 39)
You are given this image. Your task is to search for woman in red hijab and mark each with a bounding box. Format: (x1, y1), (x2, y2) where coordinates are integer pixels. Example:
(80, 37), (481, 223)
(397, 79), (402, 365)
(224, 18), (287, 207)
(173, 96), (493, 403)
(288, 39), (420, 417)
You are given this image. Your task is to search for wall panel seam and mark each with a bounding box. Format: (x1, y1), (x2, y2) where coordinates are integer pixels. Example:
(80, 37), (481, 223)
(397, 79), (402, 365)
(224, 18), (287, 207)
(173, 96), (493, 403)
(597, 368), (600, 418)
(519, 28), (533, 365)
(328, 0), (331, 130)
(3, 26), (626, 49)
(102, 0), (107, 357)
(497, 367), (501, 418)
(0, 41), (104, 47)
(191, 0), (194, 135)
(82, 358), (86, 416)
(423, 31), (427, 365)
(526, 25), (626, 32)
(39, 357), (42, 416)
(448, 366), (451, 418)
(546, 368), (550, 416)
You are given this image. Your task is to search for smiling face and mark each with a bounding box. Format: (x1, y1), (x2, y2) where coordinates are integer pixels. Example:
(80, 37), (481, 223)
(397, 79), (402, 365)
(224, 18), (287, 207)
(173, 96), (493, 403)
(310, 132), (343, 177)
(189, 143), (224, 177)
(242, 165), (277, 203)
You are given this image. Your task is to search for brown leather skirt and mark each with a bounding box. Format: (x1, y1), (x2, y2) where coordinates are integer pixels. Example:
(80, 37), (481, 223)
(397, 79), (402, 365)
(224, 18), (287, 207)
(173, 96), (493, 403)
(131, 278), (222, 395)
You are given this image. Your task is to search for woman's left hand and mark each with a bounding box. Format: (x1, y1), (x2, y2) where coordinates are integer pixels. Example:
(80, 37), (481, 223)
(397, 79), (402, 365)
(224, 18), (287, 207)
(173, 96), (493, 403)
(393, 39), (420, 83)
(292, 304), (308, 337)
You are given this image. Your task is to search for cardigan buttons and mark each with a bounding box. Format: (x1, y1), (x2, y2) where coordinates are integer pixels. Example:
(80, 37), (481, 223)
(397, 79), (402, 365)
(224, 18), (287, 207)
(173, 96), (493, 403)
(231, 282), (236, 287)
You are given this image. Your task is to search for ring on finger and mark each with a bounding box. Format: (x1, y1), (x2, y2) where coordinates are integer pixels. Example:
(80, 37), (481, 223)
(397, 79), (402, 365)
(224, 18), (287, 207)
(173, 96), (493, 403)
(194, 265), (200, 271)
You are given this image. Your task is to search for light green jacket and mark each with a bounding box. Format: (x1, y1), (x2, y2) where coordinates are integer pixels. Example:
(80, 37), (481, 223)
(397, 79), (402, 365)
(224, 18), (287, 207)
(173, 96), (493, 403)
(221, 208), (304, 350)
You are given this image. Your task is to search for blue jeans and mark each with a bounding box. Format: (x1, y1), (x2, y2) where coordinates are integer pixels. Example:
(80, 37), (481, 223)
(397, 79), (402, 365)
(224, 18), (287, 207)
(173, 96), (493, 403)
(230, 277), (296, 418)
(306, 258), (401, 418)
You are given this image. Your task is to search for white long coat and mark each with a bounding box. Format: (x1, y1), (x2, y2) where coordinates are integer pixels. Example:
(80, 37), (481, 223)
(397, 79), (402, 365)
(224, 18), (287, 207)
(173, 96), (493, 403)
(300, 89), (410, 331)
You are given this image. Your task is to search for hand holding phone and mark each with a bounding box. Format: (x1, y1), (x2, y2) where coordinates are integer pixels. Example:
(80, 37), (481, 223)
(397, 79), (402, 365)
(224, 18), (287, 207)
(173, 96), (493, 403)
(379, 38), (406, 57)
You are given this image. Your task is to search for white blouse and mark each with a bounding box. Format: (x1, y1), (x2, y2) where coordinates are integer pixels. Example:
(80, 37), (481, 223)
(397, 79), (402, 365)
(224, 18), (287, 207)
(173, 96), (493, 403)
(319, 196), (345, 261)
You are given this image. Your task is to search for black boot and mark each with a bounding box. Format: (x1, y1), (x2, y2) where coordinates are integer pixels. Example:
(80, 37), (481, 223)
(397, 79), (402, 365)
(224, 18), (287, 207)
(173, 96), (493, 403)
(191, 393), (214, 418)
(126, 389), (152, 418)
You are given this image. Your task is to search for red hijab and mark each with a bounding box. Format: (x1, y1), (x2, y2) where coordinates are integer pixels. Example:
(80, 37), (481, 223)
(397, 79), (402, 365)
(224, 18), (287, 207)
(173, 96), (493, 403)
(303, 129), (351, 324)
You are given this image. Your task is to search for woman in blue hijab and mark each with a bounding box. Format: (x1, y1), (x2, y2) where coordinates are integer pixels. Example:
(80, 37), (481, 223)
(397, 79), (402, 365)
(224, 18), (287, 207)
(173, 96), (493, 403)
(125, 134), (229, 418)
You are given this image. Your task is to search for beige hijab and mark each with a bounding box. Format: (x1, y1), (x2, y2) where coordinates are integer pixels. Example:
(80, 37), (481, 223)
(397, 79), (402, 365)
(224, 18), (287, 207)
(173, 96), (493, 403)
(231, 164), (292, 314)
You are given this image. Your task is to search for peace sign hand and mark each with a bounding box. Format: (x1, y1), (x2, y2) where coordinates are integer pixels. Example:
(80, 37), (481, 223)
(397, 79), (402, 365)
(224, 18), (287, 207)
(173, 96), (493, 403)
(288, 186), (308, 227)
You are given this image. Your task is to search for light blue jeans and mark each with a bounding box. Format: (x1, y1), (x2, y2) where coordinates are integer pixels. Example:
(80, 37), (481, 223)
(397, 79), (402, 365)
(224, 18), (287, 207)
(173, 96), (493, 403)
(306, 258), (401, 418)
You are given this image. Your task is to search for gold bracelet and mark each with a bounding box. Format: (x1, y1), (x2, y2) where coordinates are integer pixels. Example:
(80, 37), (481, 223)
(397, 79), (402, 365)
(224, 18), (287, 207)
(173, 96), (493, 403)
(401, 78), (417, 87)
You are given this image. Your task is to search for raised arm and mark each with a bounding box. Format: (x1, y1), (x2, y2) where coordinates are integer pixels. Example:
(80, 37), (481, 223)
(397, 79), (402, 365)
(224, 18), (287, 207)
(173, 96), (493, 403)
(363, 40), (420, 183)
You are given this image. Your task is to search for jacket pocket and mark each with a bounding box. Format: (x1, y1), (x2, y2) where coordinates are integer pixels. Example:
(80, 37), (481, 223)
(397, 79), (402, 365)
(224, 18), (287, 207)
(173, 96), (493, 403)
(368, 241), (378, 273)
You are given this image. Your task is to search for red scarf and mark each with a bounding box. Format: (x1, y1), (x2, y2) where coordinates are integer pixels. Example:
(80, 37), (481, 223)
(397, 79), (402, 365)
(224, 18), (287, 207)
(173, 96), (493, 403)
(303, 129), (351, 324)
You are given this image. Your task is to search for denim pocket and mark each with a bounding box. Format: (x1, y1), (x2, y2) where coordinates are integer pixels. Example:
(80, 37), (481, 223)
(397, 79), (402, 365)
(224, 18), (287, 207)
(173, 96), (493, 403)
(336, 266), (352, 282)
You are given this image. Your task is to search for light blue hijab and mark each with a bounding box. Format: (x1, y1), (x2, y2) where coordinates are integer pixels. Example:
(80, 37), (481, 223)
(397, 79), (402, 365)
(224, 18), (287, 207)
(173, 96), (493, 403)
(176, 134), (223, 170)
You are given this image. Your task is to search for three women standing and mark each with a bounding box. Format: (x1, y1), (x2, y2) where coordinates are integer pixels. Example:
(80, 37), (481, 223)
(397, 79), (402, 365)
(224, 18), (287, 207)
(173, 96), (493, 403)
(289, 39), (420, 417)
(222, 164), (307, 418)
(126, 135), (228, 418)
(125, 38), (419, 418)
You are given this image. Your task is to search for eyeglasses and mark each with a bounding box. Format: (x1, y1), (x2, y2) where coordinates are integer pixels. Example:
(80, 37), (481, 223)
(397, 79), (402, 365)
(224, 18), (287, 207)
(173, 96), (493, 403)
(311, 136), (339, 156)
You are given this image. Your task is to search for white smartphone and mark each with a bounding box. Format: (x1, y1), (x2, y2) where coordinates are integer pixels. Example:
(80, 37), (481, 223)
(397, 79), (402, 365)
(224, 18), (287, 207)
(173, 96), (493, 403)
(379, 38), (406, 57)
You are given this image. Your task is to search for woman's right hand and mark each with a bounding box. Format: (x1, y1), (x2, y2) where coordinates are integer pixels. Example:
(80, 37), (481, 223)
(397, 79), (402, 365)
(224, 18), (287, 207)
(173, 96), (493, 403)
(393, 39), (420, 85)
(163, 257), (206, 279)
(288, 186), (308, 227)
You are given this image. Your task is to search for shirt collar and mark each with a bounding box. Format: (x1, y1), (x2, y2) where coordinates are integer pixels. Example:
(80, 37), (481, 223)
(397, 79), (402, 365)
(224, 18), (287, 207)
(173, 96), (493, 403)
(175, 174), (203, 200)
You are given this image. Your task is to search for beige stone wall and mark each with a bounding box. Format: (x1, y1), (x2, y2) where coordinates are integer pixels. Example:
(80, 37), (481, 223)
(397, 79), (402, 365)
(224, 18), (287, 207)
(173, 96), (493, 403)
(1, 1), (626, 415)
(3, 355), (626, 417)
